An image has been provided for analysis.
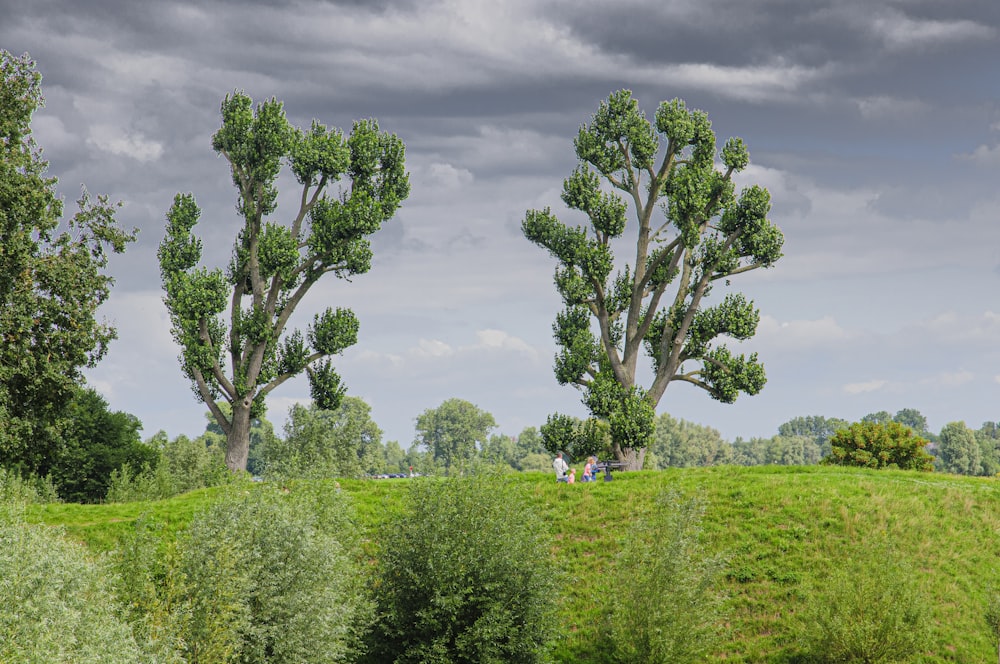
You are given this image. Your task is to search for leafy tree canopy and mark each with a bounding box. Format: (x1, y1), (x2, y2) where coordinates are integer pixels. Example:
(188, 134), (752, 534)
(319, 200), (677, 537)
(261, 397), (384, 479)
(937, 421), (982, 476)
(158, 91), (408, 472)
(49, 387), (155, 503)
(522, 90), (783, 469)
(823, 421), (933, 471)
(0, 50), (136, 478)
(414, 398), (496, 474)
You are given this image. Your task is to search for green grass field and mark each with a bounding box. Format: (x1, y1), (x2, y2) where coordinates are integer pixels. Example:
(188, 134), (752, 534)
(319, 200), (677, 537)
(21, 466), (1000, 663)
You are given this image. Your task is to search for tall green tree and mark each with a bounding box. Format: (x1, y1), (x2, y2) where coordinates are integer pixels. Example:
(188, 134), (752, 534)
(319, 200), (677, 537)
(414, 398), (496, 474)
(158, 92), (408, 472)
(977, 422), (1000, 477)
(522, 90), (783, 469)
(649, 412), (728, 468)
(49, 387), (155, 503)
(778, 414), (849, 457)
(260, 398), (384, 479)
(0, 51), (136, 478)
(937, 421), (982, 476)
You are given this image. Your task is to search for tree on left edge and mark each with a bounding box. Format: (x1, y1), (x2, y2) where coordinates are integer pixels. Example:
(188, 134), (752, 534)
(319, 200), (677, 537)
(159, 92), (409, 472)
(0, 51), (137, 480)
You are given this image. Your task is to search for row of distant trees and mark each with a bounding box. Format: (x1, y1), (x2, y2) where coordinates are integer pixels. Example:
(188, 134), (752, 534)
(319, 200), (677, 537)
(3, 373), (992, 503)
(81, 396), (994, 504)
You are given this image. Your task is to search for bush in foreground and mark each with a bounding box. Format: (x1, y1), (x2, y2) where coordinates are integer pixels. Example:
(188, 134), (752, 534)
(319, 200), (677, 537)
(365, 471), (558, 663)
(607, 490), (727, 663)
(0, 512), (140, 663)
(797, 541), (929, 663)
(112, 483), (366, 663)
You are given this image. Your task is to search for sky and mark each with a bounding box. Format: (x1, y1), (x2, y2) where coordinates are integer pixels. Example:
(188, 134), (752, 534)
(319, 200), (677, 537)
(3, 0), (1000, 447)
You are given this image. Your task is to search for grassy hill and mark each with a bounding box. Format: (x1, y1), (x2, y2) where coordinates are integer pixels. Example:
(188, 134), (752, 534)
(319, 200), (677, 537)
(22, 465), (1000, 662)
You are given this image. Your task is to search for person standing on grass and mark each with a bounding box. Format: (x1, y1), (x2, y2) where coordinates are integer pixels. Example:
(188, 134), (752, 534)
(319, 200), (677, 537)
(552, 452), (569, 482)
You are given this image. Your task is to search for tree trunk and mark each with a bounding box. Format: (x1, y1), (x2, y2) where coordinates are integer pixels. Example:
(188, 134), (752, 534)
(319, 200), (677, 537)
(225, 399), (252, 472)
(613, 445), (647, 471)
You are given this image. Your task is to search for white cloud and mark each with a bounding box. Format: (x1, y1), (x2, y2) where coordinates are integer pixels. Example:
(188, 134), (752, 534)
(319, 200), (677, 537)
(843, 379), (888, 395)
(872, 12), (995, 49)
(87, 125), (163, 162)
(414, 338), (454, 358)
(959, 142), (1000, 166)
(360, 329), (540, 366)
(652, 61), (829, 102)
(920, 370), (975, 388)
(475, 329), (537, 357)
(426, 162), (474, 190)
(855, 95), (928, 120)
(755, 315), (854, 351)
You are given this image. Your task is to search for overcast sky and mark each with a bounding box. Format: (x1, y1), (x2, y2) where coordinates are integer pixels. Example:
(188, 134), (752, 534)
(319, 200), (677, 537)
(4, 0), (1000, 446)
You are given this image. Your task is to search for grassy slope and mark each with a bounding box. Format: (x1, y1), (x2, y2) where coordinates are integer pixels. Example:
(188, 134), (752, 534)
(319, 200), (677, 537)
(23, 466), (1000, 663)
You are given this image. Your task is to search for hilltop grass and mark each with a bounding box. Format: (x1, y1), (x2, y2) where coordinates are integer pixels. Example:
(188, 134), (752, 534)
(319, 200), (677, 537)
(20, 466), (1000, 663)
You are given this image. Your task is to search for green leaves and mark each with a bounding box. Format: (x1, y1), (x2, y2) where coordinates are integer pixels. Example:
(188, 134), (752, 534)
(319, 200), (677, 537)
(289, 120), (350, 186)
(309, 307), (359, 356)
(366, 473), (557, 663)
(700, 346), (766, 403)
(160, 91), (408, 471)
(307, 359), (345, 411)
(523, 89), (783, 460)
(824, 421), (934, 471)
(0, 52), (136, 479)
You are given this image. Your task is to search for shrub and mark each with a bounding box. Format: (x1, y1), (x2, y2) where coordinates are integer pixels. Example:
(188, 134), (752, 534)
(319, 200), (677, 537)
(607, 490), (727, 663)
(110, 483), (366, 663)
(0, 514), (140, 663)
(365, 471), (559, 663)
(823, 421), (933, 471)
(105, 433), (235, 502)
(0, 467), (59, 503)
(985, 584), (1000, 664)
(797, 542), (929, 663)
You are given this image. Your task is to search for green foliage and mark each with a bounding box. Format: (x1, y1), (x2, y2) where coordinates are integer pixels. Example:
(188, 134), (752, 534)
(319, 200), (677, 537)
(105, 431), (234, 502)
(522, 89), (782, 463)
(111, 484), (367, 664)
(0, 514), (141, 662)
(260, 397), (385, 479)
(649, 412), (730, 468)
(27, 466), (1000, 662)
(540, 412), (612, 463)
(0, 50), (136, 479)
(382, 439), (408, 473)
(977, 421), (1000, 477)
(365, 472), (558, 663)
(608, 491), (727, 663)
(937, 421), (982, 476)
(984, 584), (1000, 664)
(0, 466), (58, 503)
(159, 90), (408, 472)
(414, 398), (497, 474)
(824, 421), (934, 471)
(48, 387), (156, 502)
(797, 542), (930, 663)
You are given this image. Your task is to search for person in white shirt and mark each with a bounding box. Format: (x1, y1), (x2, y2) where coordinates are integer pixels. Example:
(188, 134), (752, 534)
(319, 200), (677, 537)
(552, 452), (570, 482)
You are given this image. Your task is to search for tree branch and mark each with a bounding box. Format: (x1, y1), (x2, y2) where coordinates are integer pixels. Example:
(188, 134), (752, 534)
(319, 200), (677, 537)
(192, 365), (233, 436)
